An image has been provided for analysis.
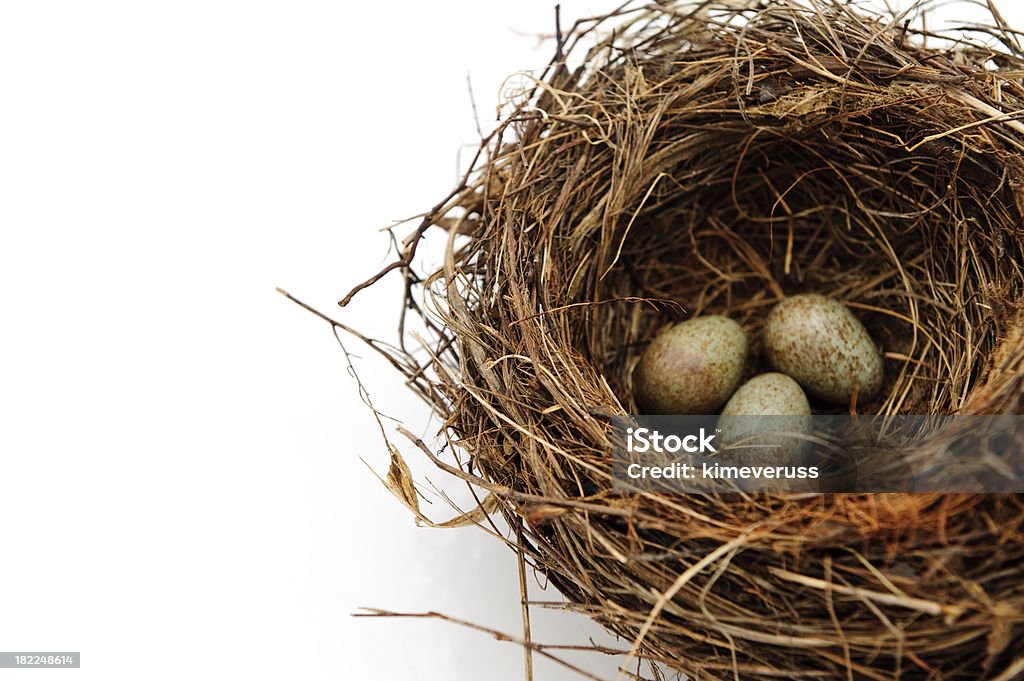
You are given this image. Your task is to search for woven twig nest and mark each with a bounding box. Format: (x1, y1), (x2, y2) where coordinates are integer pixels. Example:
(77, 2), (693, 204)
(341, 1), (1024, 678)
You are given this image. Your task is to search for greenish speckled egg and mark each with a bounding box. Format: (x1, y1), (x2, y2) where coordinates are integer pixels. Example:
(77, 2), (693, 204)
(718, 373), (812, 467)
(721, 372), (811, 417)
(634, 316), (747, 414)
(764, 294), (883, 405)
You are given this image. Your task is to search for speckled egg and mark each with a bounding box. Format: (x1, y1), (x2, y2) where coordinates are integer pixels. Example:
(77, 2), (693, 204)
(633, 316), (747, 414)
(764, 294), (883, 405)
(721, 372), (811, 417)
(718, 373), (812, 467)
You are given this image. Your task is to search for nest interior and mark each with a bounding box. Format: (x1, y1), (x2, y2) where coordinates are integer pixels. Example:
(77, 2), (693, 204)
(343, 1), (1024, 679)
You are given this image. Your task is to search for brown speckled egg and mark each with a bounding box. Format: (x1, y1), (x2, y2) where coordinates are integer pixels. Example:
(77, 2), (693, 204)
(634, 316), (747, 414)
(721, 373), (810, 417)
(718, 373), (812, 465)
(764, 294), (883, 405)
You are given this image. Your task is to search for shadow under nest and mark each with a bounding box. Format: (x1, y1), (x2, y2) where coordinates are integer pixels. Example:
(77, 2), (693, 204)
(343, 1), (1024, 679)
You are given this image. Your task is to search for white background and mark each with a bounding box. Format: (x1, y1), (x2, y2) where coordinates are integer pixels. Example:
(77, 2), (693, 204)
(0, 2), (1017, 680)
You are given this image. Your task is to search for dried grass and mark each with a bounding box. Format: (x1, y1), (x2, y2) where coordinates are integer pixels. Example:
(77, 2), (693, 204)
(334, 1), (1024, 678)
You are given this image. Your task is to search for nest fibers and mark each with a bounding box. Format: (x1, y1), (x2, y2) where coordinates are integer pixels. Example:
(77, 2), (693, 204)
(338, 1), (1024, 678)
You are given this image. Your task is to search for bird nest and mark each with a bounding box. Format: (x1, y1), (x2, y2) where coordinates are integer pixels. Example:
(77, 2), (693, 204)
(336, 1), (1024, 678)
